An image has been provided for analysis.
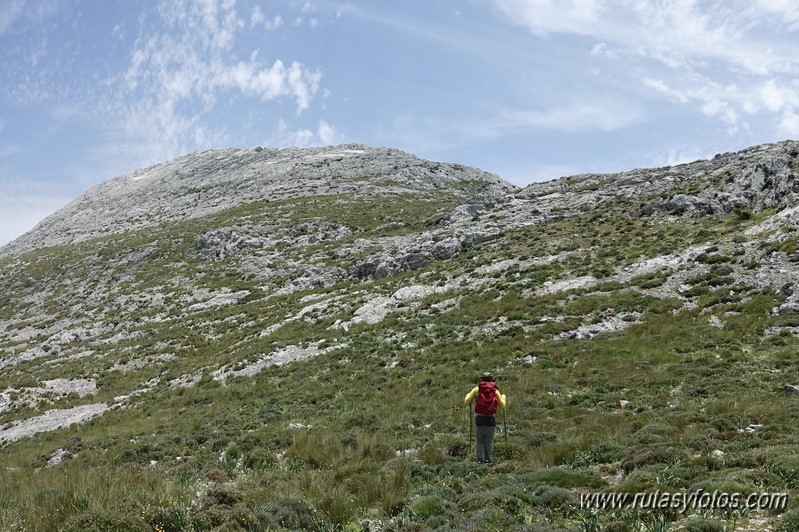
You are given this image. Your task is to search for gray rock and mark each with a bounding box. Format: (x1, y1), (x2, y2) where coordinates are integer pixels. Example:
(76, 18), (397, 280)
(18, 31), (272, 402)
(196, 228), (258, 261)
(46, 448), (71, 468)
(783, 384), (799, 395)
(349, 230), (500, 280)
(1, 144), (514, 258)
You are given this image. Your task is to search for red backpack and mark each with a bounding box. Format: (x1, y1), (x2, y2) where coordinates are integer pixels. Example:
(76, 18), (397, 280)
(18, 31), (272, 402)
(476, 381), (498, 415)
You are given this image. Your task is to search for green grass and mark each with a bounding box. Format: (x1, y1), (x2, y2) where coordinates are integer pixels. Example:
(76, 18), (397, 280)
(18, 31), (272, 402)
(1, 187), (798, 529)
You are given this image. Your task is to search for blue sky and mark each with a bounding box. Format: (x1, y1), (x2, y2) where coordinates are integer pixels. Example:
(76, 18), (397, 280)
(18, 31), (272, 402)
(2, 0), (799, 247)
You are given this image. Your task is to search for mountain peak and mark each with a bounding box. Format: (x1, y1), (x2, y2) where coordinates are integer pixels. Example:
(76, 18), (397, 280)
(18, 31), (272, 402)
(1, 144), (515, 257)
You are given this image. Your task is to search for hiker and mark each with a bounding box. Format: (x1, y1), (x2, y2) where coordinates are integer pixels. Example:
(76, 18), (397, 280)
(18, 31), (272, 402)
(464, 372), (507, 465)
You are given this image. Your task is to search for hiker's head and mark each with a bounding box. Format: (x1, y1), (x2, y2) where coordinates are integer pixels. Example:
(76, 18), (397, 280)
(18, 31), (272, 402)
(480, 372), (495, 382)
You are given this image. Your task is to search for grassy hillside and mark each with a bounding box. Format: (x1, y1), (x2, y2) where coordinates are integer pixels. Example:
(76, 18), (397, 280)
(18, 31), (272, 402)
(1, 170), (799, 531)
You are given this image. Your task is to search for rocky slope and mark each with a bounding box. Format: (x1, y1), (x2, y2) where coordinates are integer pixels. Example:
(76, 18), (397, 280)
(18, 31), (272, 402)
(1, 140), (799, 530)
(1, 144), (514, 256)
(2, 140), (799, 426)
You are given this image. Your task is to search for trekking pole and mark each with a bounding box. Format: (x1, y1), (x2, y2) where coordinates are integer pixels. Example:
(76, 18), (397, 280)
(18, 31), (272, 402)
(503, 407), (508, 445)
(469, 402), (473, 455)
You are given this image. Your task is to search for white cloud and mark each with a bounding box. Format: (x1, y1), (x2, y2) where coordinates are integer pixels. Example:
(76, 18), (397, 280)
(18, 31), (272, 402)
(779, 110), (799, 136)
(492, 0), (799, 136)
(28, 38), (46, 66)
(251, 5), (265, 25)
(52, 103), (79, 121)
(251, 7), (283, 30)
(0, 198), (64, 246)
(0, 144), (22, 158)
(90, 0), (323, 175)
(590, 42), (613, 58)
(757, 0), (799, 29)
(759, 79), (799, 112)
(0, 0), (26, 35)
(157, 0), (242, 51)
(521, 163), (580, 184)
(336, 3), (354, 18)
(317, 120), (338, 145)
(0, 180), (73, 247)
(214, 59), (321, 110)
(655, 146), (711, 168)
(643, 78), (689, 104)
(496, 100), (646, 133)
(751, 79), (799, 136)
(643, 77), (748, 130)
(341, 5), (463, 48)
(266, 15), (284, 30)
(269, 119), (342, 147)
(492, 0), (796, 75)
(701, 99), (738, 129)
(271, 119), (314, 147)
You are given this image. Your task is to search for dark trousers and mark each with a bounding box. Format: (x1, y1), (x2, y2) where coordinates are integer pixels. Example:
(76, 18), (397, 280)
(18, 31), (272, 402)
(475, 414), (496, 463)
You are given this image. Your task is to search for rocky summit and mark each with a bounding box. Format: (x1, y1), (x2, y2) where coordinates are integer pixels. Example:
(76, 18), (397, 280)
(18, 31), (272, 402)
(2, 141), (799, 530)
(1, 144), (513, 256)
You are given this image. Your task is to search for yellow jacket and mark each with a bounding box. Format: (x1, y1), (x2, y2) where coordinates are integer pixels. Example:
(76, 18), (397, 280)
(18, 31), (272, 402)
(464, 386), (507, 410)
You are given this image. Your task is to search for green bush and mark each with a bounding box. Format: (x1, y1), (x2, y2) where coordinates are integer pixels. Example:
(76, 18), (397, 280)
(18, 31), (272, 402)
(419, 444), (444, 466)
(775, 509), (799, 532)
(530, 484), (577, 509)
(343, 411), (380, 430)
(684, 518), (727, 532)
(519, 467), (606, 488)
(710, 418), (738, 432)
(621, 447), (677, 473)
(765, 456), (799, 488)
(148, 505), (190, 532)
(410, 495), (445, 519)
(635, 423), (675, 444)
(318, 487), (358, 527)
(688, 476), (755, 495)
(438, 459), (481, 479)
(225, 443), (242, 464)
(528, 432), (558, 447)
(203, 485), (243, 508)
(244, 448), (277, 470)
(61, 511), (149, 532)
(270, 498), (324, 530)
(570, 443), (626, 467)
(457, 488), (527, 514)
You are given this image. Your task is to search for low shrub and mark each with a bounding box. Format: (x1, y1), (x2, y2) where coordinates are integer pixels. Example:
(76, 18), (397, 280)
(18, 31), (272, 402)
(244, 448), (278, 470)
(570, 443), (627, 468)
(270, 498), (324, 531)
(775, 509), (799, 532)
(410, 495), (445, 519)
(457, 488), (527, 514)
(530, 484), (577, 509)
(203, 485), (244, 508)
(635, 423), (675, 444)
(621, 447), (677, 474)
(683, 519), (726, 532)
(148, 505), (190, 532)
(61, 510), (149, 532)
(528, 432), (558, 447)
(519, 467), (606, 489)
(419, 444), (444, 467)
